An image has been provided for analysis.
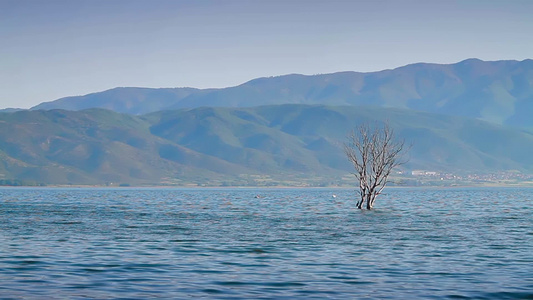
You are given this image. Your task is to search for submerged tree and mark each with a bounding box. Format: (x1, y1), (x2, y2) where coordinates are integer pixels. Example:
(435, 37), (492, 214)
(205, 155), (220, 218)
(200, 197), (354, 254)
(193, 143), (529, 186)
(344, 123), (407, 209)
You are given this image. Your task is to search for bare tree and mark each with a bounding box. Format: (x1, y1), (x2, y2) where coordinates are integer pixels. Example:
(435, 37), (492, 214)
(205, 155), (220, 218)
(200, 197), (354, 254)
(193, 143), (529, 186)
(344, 123), (407, 209)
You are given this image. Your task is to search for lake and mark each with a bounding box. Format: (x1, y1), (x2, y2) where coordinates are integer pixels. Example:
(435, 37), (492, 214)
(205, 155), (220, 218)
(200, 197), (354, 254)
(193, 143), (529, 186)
(0, 187), (531, 299)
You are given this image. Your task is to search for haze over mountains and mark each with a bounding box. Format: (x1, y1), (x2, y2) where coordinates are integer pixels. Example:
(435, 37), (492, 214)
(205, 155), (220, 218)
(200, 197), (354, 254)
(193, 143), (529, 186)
(1, 59), (532, 186)
(32, 59), (533, 129)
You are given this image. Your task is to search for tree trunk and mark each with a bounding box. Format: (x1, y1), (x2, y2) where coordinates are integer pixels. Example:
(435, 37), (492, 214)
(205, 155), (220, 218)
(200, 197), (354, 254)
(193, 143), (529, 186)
(367, 195), (374, 210)
(356, 199), (364, 209)
(365, 194), (372, 210)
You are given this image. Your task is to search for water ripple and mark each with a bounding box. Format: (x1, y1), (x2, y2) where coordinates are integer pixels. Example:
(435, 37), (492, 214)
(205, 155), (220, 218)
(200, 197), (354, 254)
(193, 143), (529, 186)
(0, 187), (531, 299)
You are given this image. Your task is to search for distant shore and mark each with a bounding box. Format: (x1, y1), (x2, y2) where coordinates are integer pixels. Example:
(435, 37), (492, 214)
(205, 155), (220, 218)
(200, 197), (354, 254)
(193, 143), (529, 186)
(2, 182), (532, 189)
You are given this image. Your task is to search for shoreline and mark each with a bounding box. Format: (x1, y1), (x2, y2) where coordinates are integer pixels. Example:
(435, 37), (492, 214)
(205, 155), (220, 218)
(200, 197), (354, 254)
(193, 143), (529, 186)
(2, 183), (532, 189)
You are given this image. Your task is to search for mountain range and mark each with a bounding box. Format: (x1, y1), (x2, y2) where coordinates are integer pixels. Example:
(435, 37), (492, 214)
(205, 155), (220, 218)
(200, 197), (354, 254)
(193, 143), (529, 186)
(1, 59), (532, 186)
(31, 59), (533, 130)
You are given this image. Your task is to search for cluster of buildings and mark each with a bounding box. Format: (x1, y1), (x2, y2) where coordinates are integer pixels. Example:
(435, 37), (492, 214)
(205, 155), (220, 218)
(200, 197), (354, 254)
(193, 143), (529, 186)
(408, 170), (533, 184)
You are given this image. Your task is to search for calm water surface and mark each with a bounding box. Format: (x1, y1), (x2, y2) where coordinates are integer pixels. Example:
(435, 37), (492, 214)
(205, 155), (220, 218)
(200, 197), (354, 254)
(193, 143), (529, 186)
(0, 187), (531, 299)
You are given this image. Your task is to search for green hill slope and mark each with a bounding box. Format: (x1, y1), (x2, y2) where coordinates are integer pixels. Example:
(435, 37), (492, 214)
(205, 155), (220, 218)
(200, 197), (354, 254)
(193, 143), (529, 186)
(146, 105), (533, 174)
(0, 109), (252, 185)
(1, 105), (532, 186)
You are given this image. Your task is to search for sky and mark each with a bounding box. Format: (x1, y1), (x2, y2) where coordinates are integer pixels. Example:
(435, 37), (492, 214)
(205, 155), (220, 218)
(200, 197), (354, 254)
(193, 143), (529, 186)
(1, 0), (532, 109)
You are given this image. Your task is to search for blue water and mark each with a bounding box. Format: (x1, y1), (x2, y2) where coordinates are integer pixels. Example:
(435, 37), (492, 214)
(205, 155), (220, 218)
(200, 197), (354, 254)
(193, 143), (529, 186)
(0, 187), (531, 299)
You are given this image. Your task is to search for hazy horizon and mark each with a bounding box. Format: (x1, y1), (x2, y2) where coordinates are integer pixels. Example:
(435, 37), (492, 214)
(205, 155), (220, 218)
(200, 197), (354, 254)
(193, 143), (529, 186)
(2, 0), (532, 109)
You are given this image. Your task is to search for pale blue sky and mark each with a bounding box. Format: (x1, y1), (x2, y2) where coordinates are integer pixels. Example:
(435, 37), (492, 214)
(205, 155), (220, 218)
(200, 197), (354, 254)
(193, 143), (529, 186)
(1, 0), (532, 109)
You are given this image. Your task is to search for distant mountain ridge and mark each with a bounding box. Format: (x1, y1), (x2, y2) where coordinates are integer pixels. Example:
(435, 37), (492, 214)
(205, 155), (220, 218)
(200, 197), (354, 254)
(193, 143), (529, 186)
(31, 87), (199, 115)
(1, 105), (532, 186)
(31, 59), (533, 129)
